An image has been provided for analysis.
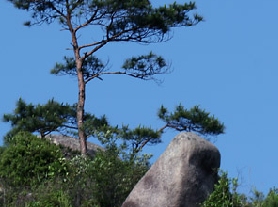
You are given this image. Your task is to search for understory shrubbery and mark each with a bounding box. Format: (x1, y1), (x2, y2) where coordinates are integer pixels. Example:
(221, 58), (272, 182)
(201, 172), (244, 207)
(0, 132), (278, 206)
(201, 171), (278, 207)
(0, 131), (68, 187)
(0, 132), (148, 207)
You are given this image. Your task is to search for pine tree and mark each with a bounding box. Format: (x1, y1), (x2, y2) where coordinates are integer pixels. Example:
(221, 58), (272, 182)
(8, 0), (203, 154)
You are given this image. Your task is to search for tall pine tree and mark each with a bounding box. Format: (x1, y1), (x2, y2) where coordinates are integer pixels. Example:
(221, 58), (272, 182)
(8, 0), (203, 154)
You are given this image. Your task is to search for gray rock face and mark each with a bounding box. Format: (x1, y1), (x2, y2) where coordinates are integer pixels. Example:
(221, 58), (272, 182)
(122, 132), (220, 207)
(45, 134), (103, 157)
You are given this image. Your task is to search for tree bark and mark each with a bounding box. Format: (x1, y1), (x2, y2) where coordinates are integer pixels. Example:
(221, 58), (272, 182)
(69, 10), (88, 155)
(76, 58), (88, 155)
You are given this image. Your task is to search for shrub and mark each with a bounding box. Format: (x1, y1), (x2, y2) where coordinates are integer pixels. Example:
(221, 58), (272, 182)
(201, 171), (243, 207)
(25, 184), (72, 207)
(89, 148), (149, 207)
(262, 188), (278, 207)
(0, 131), (68, 187)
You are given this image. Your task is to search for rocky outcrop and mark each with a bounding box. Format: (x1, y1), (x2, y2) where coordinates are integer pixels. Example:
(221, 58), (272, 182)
(45, 134), (103, 157)
(122, 132), (221, 207)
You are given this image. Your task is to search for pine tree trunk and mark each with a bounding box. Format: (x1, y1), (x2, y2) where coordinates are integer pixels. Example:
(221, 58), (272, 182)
(70, 21), (88, 155)
(76, 58), (87, 155)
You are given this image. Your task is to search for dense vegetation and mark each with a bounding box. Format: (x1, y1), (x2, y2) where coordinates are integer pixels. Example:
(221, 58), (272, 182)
(0, 131), (149, 206)
(0, 131), (277, 206)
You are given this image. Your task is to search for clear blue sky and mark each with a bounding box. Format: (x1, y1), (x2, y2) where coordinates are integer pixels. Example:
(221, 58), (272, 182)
(1, 0), (278, 195)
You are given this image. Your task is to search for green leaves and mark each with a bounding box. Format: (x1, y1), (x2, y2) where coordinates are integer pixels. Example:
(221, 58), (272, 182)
(262, 188), (278, 207)
(3, 98), (76, 143)
(51, 56), (106, 83)
(9, 0), (202, 43)
(8, 0), (59, 25)
(122, 52), (169, 83)
(3, 98), (112, 145)
(0, 132), (68, 186)
(89, 148), (148, 207)
(201, 172), (243, 207)
(158, 104), (225, 137)
(120, 125), (162, 155)
(202, 173), (278, 207)
(150, 2), (203, 31)
(52, 52), (169, 83)
(104, 1), (202, 41)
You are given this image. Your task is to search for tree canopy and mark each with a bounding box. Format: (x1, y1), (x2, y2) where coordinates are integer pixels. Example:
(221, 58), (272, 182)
(158, 105), (225, 136)
(3, 99), (225, 153)
(2, 98), (108, 144)
(2, 98), (74, 140)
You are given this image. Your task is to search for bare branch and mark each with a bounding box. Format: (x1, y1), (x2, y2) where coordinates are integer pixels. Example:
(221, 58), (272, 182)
(74, 9), (100, 32)
(79, 40), (109, 57)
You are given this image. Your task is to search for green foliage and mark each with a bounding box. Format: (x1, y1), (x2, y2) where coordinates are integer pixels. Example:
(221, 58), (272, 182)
(262, 188), (278, 207)
(53, 146), (148, 206)
(158, 104), (225, 137)
(89, 147), (149, 207)
(0, 132), (68, 186)
(4, 98), (225, 160)
(64, 155), (101, 206)
(9, 0), (202, 42)
(52, 52), (170, 84)
(202, 175), (278, 207)
(119, 125), (162, 155)
(55, 127), (150, 207)
(121, 52), (169, 82)
(2, 98), (75, 143)
(249, 189), (265, 207)
(51, 56), (107, 83)
(201, 172), (243, 207)
(89, 129), (150, 206)
(0, 179), (73, 207)
(3, 98), (109, 145)
(25, 188), (72, 207)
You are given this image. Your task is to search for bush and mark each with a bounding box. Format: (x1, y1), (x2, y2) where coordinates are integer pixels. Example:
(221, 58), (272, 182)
(201, 172), (244, 207)
(0, 131), (149, 206)
(0, 131), (68, 187)
(25, 181), (72, 207)
(262, 188), (278, 207)
(62, 148), (148, 207)
(89, 148), (148, 207)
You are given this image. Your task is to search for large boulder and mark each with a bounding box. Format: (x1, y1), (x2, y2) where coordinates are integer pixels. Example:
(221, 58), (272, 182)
(122, 132), (221, 207)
